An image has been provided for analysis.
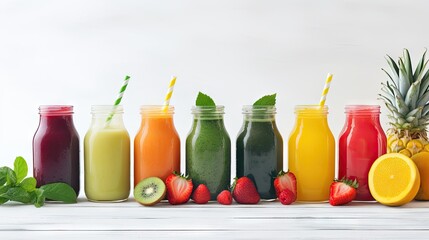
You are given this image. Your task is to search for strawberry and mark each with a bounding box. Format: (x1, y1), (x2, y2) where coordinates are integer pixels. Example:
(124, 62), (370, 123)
(274, 170), (297, 200)
(217, 190), (232, 205)
(279, 189), (295, 205)
(231, 177), (260, 204)
(165, 172), (193, 205)
(192, 184), (211, 204)
(329, 178), (359, 206)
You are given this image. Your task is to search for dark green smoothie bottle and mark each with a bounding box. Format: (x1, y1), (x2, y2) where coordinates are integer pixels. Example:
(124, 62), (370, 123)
(236, 105), (283, 200)
(186, 106), (231, 200)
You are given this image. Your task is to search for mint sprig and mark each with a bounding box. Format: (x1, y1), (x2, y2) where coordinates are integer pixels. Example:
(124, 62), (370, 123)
(253, 93), (277, 106)
(0, 157), (77, 208)
(196, 92), (216, 106)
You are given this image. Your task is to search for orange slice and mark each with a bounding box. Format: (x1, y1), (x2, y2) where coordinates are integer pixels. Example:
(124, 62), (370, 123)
(368, 153), (420, 206)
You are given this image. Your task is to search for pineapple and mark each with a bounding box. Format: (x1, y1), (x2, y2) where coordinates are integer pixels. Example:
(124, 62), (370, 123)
(380, 49), (429, 156)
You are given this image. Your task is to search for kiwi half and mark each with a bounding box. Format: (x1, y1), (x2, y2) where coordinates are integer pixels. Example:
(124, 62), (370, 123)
(134, 177), (166, 206)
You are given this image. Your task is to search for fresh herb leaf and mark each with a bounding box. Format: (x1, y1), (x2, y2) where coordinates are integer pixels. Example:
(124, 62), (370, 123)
(196, 92), (216, 106)
(40, 183), (77, 203)
(0, 167), (8, 186)
(4, 167), (17, 186)
(253, 93), (277, 106)
(19, 177), (37, 192)
(14, 156), (28, 183)
(0, 187), (33, 204)
(32, 189), (45, 208)
(0, 186), (10, 204)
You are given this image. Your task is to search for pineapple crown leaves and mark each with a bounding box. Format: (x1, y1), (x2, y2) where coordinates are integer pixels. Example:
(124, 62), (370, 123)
(380, 48), (429, 131)
(334, 177), (359, 189)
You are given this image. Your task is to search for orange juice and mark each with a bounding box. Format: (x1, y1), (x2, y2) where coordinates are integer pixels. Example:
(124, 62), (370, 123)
(288, 105), (335, 202)
(134, 106), (180, 186)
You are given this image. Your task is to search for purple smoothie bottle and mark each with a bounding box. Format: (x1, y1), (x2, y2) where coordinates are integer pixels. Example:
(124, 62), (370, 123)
(33, 105), (80, 194)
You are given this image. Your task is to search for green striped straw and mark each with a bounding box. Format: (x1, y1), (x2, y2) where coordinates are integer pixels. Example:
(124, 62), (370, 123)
(105, 75), (131, 127)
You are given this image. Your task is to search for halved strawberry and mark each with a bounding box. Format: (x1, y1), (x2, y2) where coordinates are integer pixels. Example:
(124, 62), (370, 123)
(217, 190), (232, 205)
(329, 178), (359, 206)
(192, 184), (211, 204)
(274, 170), (297, 200)
(231, 177), (260, 204)
(165, 172), (193, 205)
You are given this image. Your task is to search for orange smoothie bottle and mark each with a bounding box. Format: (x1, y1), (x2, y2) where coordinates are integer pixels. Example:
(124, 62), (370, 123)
(288, 105), (335, 202)
(134, 106), (180, 186)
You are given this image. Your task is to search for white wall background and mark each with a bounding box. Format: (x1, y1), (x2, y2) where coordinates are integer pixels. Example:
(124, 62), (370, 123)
(1, 0), (428, 190)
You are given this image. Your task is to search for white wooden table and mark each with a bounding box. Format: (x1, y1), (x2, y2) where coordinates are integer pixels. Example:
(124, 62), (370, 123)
(1, 198), (429, 239)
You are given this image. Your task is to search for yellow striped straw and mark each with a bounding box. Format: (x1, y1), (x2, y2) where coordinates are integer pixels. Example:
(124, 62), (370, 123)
(162, 76), (177, 112)
(319, 73), (333, 106)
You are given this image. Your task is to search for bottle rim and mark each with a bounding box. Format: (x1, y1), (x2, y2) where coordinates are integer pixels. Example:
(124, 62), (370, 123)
(140, 105), (174, 115)
(191, 105), (225, 114)
(91, 105), (124, 114)
(345, 105), (380, 114)
(39, 105), (74, 115)
(294, 105), (328, 115)
(242, 105), (276, 114)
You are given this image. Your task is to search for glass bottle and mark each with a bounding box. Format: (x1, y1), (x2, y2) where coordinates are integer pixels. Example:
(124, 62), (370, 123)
(236, 105), (283, 200)
(84, 105), (130, 202)
(338, 105), (387, 201)
(33, 105), (80, 195)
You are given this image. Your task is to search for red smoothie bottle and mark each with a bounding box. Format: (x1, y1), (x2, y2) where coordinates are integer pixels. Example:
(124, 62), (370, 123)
(338, 105), (386, 201)
(33, 105), (80, 194)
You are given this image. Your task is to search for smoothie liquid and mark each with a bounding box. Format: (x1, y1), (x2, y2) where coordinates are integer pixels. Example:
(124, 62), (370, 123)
(84, 105), (130, 202)
(339, 105), (386, 201)
(134, 106), (180, 185)
(186, 106), (231, 200)
(288, 105), (335, 202)
(33, 105), (80, 194)
(236, 106), (283, 200)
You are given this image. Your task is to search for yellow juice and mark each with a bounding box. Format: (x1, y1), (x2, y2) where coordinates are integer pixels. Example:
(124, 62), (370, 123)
(288, 105), (335, 202)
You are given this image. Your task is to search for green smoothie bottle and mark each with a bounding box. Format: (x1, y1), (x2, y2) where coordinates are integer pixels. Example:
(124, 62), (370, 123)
(186, 103), (231, 200)
(236, 105), (283, 199)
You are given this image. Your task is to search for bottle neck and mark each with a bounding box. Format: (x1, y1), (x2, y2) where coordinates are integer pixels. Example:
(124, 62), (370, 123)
(38, 105), (75, 128)
(344, 105), (381, 126)
(140, 105), (175, 118)
(192, 106), (225, 120)
(242, 105), (276, 122)
(90, 105), (125, 129)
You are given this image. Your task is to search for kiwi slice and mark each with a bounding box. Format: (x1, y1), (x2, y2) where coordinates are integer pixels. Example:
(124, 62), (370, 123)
(134, 177), (166, 206)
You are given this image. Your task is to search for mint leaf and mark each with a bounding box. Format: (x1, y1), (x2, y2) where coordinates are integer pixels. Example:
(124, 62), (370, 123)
(40, 183), (77, 203)
(0, 187), (33, 204)
(32, 189), (45, 208)
(0, 186), (10, 204)
(196, 92), (216, 106)
(253, 93), (277, 106)
(19, 177), (37, 192)
(13, 156), (28, 183)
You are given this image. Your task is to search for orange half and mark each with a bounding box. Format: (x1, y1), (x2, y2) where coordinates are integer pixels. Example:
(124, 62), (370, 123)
(368, 153), (420, 206)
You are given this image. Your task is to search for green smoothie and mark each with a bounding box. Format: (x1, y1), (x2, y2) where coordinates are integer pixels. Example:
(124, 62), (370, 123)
(236, 112), (283, 199)
(186, 106), (231, 200)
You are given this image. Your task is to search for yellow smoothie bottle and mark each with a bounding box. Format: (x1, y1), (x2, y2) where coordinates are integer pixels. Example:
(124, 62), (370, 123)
(84, 105), (130, 202)
(288, 105), (335, 202)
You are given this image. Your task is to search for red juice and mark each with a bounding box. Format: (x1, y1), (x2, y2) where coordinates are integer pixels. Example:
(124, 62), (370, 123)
(33, 105), (80, 194)
(338, 105), (386, 201)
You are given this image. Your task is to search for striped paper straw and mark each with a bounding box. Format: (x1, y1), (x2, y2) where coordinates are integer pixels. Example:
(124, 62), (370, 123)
(319, 73), (333, 106)
(105, 75), (131, 126)
(162, 76), (177, 112)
